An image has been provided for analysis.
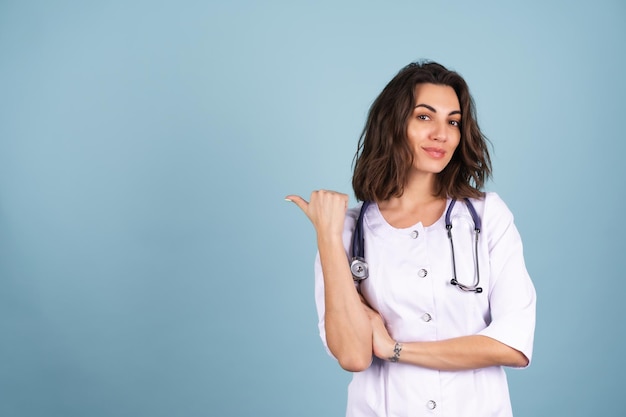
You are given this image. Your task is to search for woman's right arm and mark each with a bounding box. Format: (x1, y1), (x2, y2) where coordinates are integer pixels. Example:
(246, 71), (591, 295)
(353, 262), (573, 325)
(287, 191), (373, 372)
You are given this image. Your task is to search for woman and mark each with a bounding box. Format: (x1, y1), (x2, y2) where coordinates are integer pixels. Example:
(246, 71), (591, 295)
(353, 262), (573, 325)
(286, 61), (536, 417)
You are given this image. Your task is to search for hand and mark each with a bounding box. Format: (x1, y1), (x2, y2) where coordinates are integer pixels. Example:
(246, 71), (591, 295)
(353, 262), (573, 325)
(360, 300), (396, 361)
(285, 190), (349, 240)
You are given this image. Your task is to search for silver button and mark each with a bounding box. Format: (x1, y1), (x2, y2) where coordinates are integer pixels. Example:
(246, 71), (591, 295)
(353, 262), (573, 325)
(418, 268), (428, 278)
(410, 230), (419, 239)
(422, 313), (432, 322)
(427, 400), (437, 410)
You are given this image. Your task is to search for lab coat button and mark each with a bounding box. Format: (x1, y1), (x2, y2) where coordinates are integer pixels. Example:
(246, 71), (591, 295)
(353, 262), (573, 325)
(418, 268), (428, 278)
(422, 313), (432, 322)
(427, 400), (437, 410)
(410, 230), (419, 239)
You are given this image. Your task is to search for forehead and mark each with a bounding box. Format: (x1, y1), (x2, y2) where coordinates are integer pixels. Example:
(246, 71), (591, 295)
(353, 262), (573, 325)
(413, 83), (460, 109)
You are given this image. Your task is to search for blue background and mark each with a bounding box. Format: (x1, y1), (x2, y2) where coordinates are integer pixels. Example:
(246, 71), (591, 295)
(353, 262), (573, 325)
(1, 1), (624, 416)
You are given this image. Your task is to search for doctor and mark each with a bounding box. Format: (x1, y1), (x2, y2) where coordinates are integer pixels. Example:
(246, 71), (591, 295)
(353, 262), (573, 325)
(286, 61), (536, 417)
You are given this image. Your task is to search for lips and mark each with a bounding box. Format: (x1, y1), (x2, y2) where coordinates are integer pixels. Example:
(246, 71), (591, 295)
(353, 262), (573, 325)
(422, 147), (446, 159)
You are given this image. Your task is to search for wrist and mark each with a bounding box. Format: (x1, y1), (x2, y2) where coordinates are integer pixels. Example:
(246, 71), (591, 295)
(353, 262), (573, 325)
(387, 341), (403, 363)
(316, 231), (343, 247)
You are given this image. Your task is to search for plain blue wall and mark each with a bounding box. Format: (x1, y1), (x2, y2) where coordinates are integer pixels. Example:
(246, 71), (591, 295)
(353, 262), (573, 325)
(1, 1), (624, 416)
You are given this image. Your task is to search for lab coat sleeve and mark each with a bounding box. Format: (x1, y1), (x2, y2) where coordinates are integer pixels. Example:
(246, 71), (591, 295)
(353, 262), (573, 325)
(313, 205), (360, 358)
(477, 193), (536, 367)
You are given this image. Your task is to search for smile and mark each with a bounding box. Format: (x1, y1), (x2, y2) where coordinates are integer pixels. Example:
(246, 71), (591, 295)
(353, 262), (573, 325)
(422, 147), (446, 159)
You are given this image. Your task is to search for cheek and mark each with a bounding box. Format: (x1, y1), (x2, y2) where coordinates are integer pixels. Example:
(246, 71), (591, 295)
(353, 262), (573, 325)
(406, 122), (423, 139)
(449, 136), (461, 153)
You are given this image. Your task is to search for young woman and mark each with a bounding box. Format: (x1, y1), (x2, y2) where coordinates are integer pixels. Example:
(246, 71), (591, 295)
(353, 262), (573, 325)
(286, 61), (536, 417)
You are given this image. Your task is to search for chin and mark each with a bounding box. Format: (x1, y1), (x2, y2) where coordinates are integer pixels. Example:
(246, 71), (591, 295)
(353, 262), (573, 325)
(414, 164), (448, 175)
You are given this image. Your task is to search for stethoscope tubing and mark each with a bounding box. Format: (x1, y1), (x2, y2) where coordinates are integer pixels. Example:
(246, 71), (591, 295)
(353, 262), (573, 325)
(351, 198), (483, 293)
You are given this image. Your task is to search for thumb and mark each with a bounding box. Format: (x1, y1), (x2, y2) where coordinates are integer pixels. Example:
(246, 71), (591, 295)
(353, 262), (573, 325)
(284, 194), (309, 213)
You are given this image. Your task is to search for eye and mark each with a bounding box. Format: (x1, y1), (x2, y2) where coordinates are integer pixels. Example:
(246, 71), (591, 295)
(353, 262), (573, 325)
(449, 120), (461, 127)
(417, 114), (430, 121)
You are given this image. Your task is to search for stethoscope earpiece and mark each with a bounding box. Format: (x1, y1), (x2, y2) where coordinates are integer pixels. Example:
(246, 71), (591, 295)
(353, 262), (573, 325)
(451, 278), (483, 294)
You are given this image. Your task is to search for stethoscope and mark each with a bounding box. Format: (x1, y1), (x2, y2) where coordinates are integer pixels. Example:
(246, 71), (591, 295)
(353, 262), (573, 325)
(350, 199), (483, 293)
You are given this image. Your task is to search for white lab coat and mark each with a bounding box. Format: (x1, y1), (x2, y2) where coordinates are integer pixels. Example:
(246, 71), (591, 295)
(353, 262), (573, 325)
(314, 192), (536, 417)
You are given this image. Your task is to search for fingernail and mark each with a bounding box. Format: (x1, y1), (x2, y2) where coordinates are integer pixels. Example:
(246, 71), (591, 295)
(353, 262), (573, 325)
(284, 198), (293, 202)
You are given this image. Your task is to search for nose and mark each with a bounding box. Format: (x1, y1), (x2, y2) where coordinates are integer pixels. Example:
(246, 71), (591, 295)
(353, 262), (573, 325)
(432, 120), (448, 142)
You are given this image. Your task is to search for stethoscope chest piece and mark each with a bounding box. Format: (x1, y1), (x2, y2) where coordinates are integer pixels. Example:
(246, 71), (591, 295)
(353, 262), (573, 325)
(350, 257), (368, 281)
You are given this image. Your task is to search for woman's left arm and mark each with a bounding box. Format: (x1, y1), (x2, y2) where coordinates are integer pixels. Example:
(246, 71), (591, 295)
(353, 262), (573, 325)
(366, 306), (528, 370)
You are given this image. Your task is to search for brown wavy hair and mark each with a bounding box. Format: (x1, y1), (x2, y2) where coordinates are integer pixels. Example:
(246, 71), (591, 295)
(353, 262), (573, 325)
(352, 61), (491, 202)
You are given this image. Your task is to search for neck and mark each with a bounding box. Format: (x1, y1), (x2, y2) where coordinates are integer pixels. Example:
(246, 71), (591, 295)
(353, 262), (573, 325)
(376, 173), (447, 228)
(388, 172), (440, 207)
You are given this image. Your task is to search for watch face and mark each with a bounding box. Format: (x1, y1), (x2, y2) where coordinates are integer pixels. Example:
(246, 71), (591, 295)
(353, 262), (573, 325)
(350, 258), (368, 281)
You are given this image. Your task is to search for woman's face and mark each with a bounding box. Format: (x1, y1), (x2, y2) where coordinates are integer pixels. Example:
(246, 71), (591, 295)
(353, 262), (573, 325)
(406, 83), (461, 177)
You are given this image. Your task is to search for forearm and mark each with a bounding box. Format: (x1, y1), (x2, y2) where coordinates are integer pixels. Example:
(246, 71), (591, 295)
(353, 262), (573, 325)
(318, 235), (372, 372)
(380, 335), (528, 371)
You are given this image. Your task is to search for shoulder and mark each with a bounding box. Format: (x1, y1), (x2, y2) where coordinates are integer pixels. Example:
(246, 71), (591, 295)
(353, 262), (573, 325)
(468, 192), (513, 219)
(345, 203), (362, 230)
(335, 202), (365, 252)
(467, 192), (516, 237)
(485, 192), (514, 219)
(347, 204), (362, 222)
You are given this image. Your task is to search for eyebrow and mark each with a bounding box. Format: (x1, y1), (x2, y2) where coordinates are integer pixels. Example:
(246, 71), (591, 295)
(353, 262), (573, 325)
(415, 104), (461, 116)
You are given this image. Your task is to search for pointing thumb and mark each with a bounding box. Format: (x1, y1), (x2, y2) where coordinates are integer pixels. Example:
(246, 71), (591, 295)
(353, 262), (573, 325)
(285, 195), (309, 213)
